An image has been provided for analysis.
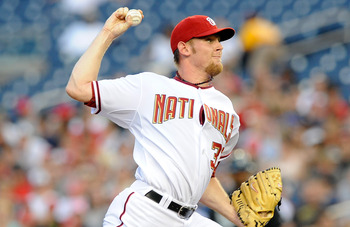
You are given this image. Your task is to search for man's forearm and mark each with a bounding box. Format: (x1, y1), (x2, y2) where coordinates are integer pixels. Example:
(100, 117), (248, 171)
(72, 29), (114, 84)
(200, 177), (244, 227)
(66, 29), (115, 102)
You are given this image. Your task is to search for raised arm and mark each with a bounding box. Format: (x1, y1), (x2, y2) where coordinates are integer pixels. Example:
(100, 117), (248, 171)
(65, 7), (144, 102)
(200, 177), (244, 227)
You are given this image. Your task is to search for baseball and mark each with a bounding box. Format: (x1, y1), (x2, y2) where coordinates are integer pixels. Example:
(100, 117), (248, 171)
(126, 9), (142, 26)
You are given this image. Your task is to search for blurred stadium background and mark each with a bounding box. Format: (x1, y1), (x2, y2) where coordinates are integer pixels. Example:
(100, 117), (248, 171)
(0, 0), (350, 226)
(1, 0), (349, 113)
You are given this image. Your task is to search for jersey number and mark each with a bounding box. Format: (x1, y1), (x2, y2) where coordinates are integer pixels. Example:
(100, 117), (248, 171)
(211, 142), (224, 170)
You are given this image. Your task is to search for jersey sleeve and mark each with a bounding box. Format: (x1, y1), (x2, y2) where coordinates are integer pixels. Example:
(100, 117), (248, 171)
(89, 74), (142, 129)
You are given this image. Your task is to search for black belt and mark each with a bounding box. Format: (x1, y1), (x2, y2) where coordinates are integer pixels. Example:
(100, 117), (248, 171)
(145, 190), (197, 219)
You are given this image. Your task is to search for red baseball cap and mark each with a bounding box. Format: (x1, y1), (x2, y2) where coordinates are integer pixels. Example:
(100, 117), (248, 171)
(170, 15), (235, 53)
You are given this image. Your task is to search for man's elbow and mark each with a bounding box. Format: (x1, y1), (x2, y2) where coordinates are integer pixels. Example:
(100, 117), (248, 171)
(66, 75), (92, 102)
(65, 84), (76, 99)
(65, 83), (86, 102)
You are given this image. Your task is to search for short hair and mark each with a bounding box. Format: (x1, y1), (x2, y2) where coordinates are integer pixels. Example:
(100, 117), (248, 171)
(173, 49), (180, 66)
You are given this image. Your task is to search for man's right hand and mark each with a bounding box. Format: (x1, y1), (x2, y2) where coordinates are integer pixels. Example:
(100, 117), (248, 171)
(103, 7), (144, 40)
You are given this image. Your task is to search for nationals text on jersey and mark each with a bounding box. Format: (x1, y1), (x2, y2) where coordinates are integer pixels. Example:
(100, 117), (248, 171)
(152, 94), (235, 142)
(203, 104), (235, 143)
(152, 94), (195, 123)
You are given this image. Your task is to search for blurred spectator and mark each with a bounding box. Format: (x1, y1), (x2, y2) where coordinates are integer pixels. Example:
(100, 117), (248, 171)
(239, 13), (282, 53)
(238, 12), (286, 79)
(58, 10), (104, 63)
(296, 73), (329, 126)
(293, 176), (336, 226)
(143, 24), (176, 76)
(229, 148), (257, 189)
(59, 0), (107, 17)
(212, 65), (243, 101)
(336, 167), (350, 202)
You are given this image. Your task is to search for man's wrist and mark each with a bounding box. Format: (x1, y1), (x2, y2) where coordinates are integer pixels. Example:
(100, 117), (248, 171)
(100, 28), (117, 45)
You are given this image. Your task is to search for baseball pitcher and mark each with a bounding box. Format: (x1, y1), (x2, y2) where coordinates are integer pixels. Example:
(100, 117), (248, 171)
(66, 7), (282, 227)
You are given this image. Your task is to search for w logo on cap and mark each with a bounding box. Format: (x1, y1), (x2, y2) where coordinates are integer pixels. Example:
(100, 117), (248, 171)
(206, 17), (216, 26)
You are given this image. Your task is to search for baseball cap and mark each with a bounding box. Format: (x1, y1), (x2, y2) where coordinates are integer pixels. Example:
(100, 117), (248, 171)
(170, 15), (235, 53)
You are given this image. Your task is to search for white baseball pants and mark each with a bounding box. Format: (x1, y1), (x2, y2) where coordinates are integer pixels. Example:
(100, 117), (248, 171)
(103, 180), (222, 227)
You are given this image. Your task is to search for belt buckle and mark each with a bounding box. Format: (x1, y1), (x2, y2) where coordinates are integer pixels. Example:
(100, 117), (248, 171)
(177, 205), (197, 220)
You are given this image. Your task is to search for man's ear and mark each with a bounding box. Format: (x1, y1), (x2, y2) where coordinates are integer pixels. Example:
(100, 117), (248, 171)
(177, 41), (191, 56)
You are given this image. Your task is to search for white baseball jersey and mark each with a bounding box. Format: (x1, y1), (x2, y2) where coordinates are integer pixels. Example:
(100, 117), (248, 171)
(89, 72), (240, 206)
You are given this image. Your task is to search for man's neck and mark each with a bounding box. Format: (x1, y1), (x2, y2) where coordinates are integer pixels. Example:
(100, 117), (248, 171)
(176, 67), (213, 87)
(176, 71), (213, 86)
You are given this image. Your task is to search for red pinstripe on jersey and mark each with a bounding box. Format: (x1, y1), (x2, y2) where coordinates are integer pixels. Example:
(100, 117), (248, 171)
(94, 81), (101, 114)
(116, 192), (135, 227)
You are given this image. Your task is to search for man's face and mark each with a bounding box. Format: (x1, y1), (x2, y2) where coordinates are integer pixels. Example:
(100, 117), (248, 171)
(188, 35), (223, 77)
